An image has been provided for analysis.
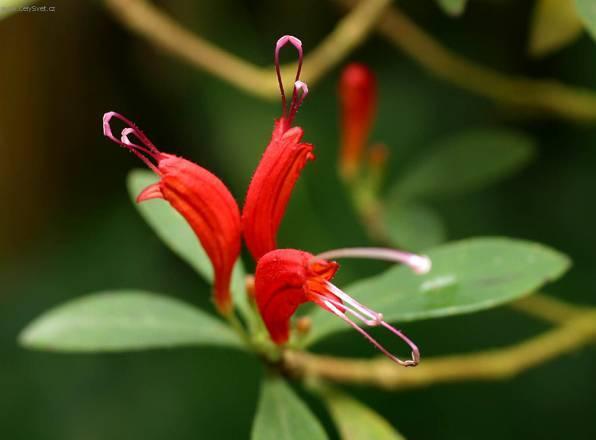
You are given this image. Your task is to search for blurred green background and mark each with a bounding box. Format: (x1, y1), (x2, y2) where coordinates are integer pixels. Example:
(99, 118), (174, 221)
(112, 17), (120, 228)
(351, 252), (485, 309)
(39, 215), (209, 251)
(1, 0), (595, 438)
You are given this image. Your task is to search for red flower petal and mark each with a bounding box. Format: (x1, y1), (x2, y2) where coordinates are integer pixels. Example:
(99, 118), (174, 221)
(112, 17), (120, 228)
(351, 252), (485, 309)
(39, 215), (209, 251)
(242, 119), (314, 261)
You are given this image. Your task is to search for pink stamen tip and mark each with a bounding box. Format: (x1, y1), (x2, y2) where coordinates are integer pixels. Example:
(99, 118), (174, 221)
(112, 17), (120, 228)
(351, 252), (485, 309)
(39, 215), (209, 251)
(294, 80), (309, 98)
(274, 35), (305, 119)
(120, 127), (137, 146)
(275, 35), (303, 55)
(408, 254), (432, 274)
(102, 111), (162, 175)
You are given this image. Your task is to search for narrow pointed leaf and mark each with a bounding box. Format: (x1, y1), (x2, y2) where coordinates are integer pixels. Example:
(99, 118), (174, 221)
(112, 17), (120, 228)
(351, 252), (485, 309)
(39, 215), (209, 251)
(436, 0), (468, 17)
(529, 0), (583, 57)
(20, 291), (243, 352)
(308, 237), (570, 344)
(252, 375), (328, 440)
(383, 199), (446, 251)
(391, 129), (535, 200)
(576, 0), (596, 41)
(127, 170), (253, 324)
(319, 387), (406, 440)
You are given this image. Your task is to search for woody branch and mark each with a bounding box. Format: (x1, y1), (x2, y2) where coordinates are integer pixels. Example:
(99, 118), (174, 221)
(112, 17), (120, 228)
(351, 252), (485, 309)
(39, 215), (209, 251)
(103, 0), (392, 99)
(105, 0), (596, 121)
(337, 0), (596, 122)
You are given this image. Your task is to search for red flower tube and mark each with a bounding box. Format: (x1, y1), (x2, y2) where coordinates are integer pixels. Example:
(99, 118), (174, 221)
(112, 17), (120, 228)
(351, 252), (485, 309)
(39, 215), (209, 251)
(242, 36), (314, 261)
(103, 112), (241, 314)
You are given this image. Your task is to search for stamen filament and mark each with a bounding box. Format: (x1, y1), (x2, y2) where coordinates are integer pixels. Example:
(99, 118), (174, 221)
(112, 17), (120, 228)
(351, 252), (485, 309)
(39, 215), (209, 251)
(121, 130), (161, 175)
(274, 35), (304, 119)
(323, 299), (420, 367)
(315, 247), (431, 275)
(324, 281), (382, 325)
(314, 292), (379, 326)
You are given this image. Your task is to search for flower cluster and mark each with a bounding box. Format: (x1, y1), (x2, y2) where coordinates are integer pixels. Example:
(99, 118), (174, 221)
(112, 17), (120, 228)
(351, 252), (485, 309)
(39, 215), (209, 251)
(103, 36), (430, 367)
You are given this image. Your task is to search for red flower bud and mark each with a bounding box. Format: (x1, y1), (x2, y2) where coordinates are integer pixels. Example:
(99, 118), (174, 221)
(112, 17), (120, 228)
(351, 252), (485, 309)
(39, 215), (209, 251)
(339, 63), (377, 179)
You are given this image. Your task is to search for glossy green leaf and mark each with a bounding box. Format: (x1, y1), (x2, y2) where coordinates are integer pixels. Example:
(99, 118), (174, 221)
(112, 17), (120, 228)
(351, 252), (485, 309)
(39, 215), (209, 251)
(436, 0), (468, 16)
(576, 0), (596, 40)
(308, 237), (570, 344)
(391, 129), (535, 200)
(0, 0), (38, 19)
(252, 375), (328, 440)
(127, 170), (253, 325)
(19, 291), (243, 352)
(529, 0), (583, 57)
(383, 199), (446, 252)
(319, 387), (405, 440)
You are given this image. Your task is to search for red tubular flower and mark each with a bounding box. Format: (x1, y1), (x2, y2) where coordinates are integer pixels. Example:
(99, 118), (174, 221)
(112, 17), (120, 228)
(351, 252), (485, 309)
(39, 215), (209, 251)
(338, 63), (377, 179)
(254, 249), (339, 344)
(103, 112), (241, 314)
(242, 36), (314, 261)
(255, 247), (431, 366)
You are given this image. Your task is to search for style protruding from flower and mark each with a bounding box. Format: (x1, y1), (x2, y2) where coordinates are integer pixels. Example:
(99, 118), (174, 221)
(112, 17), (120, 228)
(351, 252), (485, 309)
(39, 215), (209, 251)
(103, 112), (241, 314)
(255, 248), (431, 366)
(242, 35), (315, 261)
(338, 63), (377, 180)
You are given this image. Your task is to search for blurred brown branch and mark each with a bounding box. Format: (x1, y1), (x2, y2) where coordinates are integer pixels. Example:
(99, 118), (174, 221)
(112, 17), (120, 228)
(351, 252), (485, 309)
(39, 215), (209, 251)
(338, 0), (596, 122)
(284, 305), (596, 390)
(512, 293), (588, 324)
(104, 0), (391, 99)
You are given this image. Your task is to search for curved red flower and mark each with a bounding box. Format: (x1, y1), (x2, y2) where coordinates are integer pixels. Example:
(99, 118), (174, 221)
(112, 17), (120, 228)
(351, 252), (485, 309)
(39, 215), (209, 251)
(103, 112), (241, 314)
(242, 36), (314, 261)
(254, 248), (429, 366)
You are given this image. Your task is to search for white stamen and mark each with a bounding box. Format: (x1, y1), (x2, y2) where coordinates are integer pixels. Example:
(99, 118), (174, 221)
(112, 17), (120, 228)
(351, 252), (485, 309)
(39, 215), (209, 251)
(324, 281), (382, 325)
(322, 298), (419, 367)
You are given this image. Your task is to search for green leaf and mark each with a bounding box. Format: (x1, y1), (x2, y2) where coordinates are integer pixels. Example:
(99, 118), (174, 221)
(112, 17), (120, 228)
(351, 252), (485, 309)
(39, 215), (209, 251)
(319, 387), (406, 440)
(252, 375), (328, 440)
(127, 170), (213, 279)
(436, 0), (468, 17)
(308, 237), (570, 344)
(383, 199), (446, 252)
(529, 0), (583, 57)
(19, 291), (243, 352)
(0, 0), (37, 19)
(390, 129), (535, 200)
(127, 170), (254, 325)
(576, 0), (596, 40)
